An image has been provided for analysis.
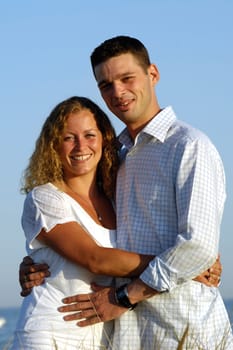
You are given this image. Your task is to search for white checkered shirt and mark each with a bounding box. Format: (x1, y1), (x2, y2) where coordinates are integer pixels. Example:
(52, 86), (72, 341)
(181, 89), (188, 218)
(110, 107), (233, 349)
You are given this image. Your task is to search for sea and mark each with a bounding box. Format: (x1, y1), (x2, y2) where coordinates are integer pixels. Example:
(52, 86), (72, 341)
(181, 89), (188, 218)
(0, 300), (233, 349)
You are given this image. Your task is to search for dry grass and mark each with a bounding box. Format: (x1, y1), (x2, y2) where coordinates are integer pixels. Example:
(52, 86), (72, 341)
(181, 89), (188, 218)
(4, 309), (233, 349)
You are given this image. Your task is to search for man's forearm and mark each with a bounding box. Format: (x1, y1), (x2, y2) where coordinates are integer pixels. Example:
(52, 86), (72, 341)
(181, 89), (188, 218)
(123, 257), (222, 306)
(126, 278), (159, 305)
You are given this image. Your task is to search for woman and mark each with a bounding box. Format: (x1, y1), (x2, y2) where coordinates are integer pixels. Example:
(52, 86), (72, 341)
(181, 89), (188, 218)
(11, 96), (154, 349)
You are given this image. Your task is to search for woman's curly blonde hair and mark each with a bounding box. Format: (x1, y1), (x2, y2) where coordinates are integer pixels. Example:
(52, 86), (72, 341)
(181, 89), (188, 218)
(21, 96), (119, 199)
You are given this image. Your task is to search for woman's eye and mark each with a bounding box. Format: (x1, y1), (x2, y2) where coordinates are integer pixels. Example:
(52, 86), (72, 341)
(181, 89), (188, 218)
(64, 136), (75, 141)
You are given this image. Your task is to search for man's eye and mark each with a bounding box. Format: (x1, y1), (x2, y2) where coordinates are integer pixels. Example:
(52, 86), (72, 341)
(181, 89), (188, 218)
(123, 76), (133, 82)
(100, 83), (111, 91)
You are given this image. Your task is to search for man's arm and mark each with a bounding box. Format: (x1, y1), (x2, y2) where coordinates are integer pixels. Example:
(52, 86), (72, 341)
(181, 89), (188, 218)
(19, 254), (222, 297)
(193, 254), (222, 286)
(58, 283), (128, 326)
(19, 256), (51, 296)
(58, 257), (222, 327)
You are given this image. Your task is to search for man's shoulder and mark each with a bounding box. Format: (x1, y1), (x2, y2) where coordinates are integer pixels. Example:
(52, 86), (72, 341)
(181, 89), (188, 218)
(172, 119), (210, 144)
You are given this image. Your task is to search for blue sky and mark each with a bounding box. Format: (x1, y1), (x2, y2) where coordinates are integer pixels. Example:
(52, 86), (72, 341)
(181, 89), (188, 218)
(0, 0), (232, 307)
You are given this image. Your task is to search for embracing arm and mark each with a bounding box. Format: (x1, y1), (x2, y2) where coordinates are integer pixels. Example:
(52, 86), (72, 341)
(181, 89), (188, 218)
(58, 262), (221, 326)
(20, 250), (222, 298)
(19, 222), (152, 296)
(37, 221), (153, 278)
(41, 220), (221, 283)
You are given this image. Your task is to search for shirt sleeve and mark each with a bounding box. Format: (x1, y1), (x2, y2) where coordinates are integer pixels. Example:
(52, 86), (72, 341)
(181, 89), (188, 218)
(22, 186), (78, 250)
(140, 135), (226, 291)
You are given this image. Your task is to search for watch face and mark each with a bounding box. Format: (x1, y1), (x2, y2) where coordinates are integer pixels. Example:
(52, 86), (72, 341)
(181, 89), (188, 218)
(115, 284), (137, 310)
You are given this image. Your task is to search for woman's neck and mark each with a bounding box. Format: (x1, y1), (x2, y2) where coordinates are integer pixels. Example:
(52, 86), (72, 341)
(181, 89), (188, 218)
(63, 175), (99, 199)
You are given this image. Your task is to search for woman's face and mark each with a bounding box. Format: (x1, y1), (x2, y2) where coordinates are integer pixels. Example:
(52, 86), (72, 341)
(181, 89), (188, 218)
(59, 109), (103, 180)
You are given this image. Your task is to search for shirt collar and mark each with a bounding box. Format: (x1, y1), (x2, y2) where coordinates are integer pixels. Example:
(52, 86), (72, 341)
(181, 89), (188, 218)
(118, 106), (177, 148)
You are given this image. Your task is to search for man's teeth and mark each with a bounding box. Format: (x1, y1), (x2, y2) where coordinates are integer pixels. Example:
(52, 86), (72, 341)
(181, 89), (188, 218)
(72, 155), (90, 161)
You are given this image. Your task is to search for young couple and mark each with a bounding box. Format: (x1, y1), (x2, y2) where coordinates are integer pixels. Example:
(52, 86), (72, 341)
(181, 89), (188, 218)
(13, 36), (232, 349)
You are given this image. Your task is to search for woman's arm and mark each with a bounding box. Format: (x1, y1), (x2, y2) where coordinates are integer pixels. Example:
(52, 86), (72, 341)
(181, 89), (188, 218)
(38, 221), (154, 278)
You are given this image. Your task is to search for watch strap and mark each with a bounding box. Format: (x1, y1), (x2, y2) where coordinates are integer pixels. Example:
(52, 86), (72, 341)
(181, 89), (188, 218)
(115, 284), (138, 310)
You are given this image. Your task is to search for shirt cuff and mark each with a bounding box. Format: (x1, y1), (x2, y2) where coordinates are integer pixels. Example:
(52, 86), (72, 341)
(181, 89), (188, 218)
(140, 257), (180, 292)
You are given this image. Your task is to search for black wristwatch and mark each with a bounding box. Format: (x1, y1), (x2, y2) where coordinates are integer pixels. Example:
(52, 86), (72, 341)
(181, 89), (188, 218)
(115, 284), (138, 310)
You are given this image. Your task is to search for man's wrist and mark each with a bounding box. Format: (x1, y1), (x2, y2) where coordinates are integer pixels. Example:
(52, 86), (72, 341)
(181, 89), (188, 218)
(115, 284), (138, 310)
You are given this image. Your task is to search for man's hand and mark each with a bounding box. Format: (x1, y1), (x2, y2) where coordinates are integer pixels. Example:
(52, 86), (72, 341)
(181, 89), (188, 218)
(58, 284), (127, 326)
(194, 255), (222, 287)
(19, 256), (51, 297)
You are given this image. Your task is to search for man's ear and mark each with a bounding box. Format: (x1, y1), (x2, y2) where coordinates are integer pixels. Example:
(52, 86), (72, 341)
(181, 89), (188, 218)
(149, 64), (160, 84)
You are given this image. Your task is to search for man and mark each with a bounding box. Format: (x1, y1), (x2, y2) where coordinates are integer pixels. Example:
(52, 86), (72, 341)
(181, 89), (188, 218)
(21, 36), (232, 349)
(59, 36), (232, 349)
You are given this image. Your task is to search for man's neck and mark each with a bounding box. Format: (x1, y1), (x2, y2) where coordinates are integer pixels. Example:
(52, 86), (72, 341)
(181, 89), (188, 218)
(127, 107), (163, 140)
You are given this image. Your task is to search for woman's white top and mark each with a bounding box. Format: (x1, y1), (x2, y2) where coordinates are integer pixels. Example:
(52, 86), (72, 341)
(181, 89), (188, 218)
(11, 183), (116, 350)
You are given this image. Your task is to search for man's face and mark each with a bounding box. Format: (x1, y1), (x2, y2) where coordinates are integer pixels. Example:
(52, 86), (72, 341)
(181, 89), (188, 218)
(94, 53), (159, 132)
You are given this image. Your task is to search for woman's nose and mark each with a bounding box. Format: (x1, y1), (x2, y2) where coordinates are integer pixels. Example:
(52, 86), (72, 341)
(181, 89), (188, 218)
(73, 137), (84, 149)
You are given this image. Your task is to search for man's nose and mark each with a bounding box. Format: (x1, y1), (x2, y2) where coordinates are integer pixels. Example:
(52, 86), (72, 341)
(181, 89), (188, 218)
(112, 81), (125, 97)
